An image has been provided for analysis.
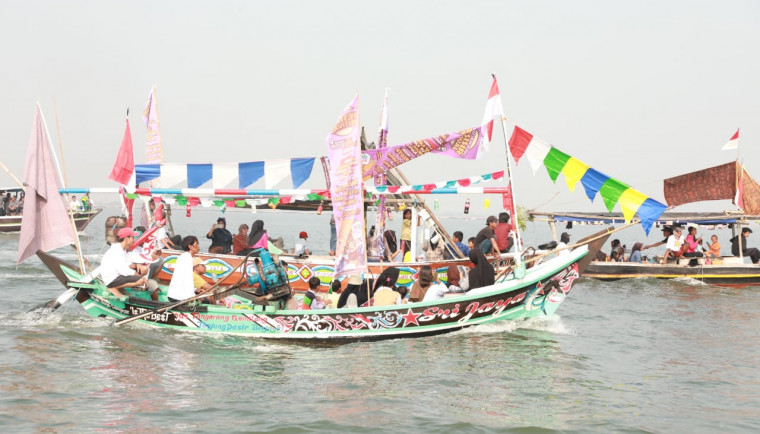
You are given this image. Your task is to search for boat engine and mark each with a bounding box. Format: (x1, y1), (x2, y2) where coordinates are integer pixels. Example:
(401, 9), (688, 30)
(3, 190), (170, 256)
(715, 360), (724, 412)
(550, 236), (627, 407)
(246, 249), (292, 306)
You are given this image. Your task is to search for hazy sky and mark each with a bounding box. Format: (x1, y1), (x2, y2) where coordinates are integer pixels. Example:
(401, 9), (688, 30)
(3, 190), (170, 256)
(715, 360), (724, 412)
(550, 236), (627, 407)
(2, 0), (758, 215)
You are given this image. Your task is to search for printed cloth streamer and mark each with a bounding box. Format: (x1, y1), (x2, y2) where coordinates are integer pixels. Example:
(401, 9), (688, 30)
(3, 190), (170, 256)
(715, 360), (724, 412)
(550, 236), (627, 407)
(507, 125), (666, 234)
(371, 170), (505, 192)
(135, 158), (315, 189)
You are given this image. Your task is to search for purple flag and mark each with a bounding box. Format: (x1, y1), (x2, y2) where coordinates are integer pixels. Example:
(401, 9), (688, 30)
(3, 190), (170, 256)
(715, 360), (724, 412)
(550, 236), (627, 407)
(327, 94), (367, 277)
(17, 105), (75, 264)
(362, 125), (485, 180)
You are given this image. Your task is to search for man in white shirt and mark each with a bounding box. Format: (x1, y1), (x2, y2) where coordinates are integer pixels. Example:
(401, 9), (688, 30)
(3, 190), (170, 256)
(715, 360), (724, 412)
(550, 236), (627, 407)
(168, 236), (201, 301)
(100, 228), (148, 298)
(663, 226), (686, 262)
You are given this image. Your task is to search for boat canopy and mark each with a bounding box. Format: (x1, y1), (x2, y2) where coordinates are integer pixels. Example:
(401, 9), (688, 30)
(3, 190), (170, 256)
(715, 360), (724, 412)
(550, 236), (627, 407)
(528, 211), (759, 226)
(663, 161), (760, 214)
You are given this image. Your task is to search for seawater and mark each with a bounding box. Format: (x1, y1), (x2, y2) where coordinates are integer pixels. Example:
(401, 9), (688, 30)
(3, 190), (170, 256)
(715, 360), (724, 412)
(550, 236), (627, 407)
(0, 207), (758, 432)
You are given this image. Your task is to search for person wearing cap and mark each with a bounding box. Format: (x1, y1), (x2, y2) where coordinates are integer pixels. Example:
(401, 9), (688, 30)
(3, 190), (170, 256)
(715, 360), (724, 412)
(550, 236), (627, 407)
(663, 226), (687, 262)
(293, 231), (310, 257)
(206, 217), (233, 254)
(730, 227), (760, 264)
(99, 227), (149, 298)
(642, 225), (674, 252)
(474, 216), (500, 257)
(422, 232), (445, 261)
(168, 236), (202, 301)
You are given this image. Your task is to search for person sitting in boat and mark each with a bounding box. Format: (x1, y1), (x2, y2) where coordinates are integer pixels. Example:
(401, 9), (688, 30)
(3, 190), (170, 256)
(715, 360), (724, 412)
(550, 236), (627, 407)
(154, 221), (176, 250)
(192, 257), (217, 304)
(617, 246), (627, 262)
(557, 232), (571, 256)
(68, 195), (79, 212)
(81, 193), (90, 211)
(337, 274), (369, 308)
(706, 235), (721, 259)
(239, 220), (283, 256)
(730, 228), (760, 264)
(468, 237), (476, 252)
(232, 223), (249, 255)
(372, 267), (403, 306)
(409, 265), (436, 302)
(495, 212), (514, 253)
(609, 239), (621, 260)
(422, 233), (445, 261)
(327, 279), (342, 307)
(683, 225), (704, 258)
(662, 226), (687, 262)
(301, 277), (329, 310)
(445, 264), (469, 292)
(467, 248), (495, 291)
(99, 228), (151, 299)
(423, 267), (465, 302)
(167, 236), (201, 301)
(7, 195), (19, 215)
(642, 225), (673, 254)
(383, 230), (403, 262)
(206, 217), (233, 254)
(444, 230), (469, 259)
(293, 231), (311, 258)
(628, 243), (644, 263)
(474, 216), (500, 258)
(130, 226), (164, 281)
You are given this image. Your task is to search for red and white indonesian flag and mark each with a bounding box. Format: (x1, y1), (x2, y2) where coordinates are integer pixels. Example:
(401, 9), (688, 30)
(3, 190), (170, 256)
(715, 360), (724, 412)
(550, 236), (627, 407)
(507, 125), (552, 174)
(17, 105), (76, 264)
(721, 129), (740, 151)
(478, 75), (504, 158)
(109, 118), (137, 193)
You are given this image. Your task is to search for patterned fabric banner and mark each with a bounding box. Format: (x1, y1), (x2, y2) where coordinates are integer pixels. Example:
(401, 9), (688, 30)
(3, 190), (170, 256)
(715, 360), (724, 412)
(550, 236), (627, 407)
(507, 124), (667, 234)
(361, 125), (485, 181)
(327, 94), (367, 277)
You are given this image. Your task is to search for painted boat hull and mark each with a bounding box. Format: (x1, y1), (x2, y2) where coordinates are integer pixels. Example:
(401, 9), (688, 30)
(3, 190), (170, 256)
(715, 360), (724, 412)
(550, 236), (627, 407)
(154, 250), (495, 292)
(43, 248), (588, 342)
(583, 260), (760, 288)
(0, 209), (102, 233)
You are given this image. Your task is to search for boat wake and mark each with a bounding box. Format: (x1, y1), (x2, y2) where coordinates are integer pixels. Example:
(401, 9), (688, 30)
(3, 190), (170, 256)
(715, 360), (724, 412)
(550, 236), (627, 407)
(672, 276), (709, 286)
(458, 314), (573, 336)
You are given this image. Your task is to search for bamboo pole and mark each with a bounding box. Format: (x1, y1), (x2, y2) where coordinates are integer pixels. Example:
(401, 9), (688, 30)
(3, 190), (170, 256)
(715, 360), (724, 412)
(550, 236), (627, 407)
(0, 161), (24, 189)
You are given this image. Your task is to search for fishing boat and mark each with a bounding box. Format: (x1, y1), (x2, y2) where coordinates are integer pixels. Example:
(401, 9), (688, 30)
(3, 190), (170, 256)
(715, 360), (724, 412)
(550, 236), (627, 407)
(530, 161), (760, 288)
(1, 209), (101, 233)
(25, 78), (660, 340)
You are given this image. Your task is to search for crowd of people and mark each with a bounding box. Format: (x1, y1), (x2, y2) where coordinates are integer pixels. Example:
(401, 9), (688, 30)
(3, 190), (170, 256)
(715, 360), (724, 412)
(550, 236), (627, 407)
(592, 223), (760, 264)
(0, 191), (24, 216)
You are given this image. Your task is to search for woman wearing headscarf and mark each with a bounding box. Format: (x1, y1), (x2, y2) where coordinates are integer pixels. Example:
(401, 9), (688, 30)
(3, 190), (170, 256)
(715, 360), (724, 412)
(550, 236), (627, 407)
(409, 265), (434, 302)
(248, 220), (267, 249)
(337, 275), (373, 308)
(468, 248), (495, 291)
(446, 265), (469, 291)
(423, 233), (445, 261)
(628, 242), (644, 263)
(383, 230), (403, 262)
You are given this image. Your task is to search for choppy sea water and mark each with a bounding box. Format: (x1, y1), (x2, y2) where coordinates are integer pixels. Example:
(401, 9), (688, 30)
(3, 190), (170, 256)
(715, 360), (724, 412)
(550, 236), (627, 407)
(0, 207), (758, 432)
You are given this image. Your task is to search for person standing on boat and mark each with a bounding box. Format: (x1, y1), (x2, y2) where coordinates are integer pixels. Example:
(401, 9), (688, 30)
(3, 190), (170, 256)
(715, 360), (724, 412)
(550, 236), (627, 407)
(206, 217), (233, 254)
(168, 236), (201, 301)
(495, 212), (514, 253)
(683, 225), (704, 258)
(730, 228), (760, 264)
(329, 214), (337, 256)
(400, 208), (418, 254)
(99, 228), (150, 299)
(474, 216), (500, 257)
(232, 223), (249, 255)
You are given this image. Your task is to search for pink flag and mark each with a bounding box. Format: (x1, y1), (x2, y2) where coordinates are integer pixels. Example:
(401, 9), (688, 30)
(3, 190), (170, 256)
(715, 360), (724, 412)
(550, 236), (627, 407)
(109, 118), (136, 193)
(142, 86), (163, 166)
(327, 94), (367, 277)
(721, 129), (740, 151)
(479, 75), (505, 157)
(17, 105), (76, 264)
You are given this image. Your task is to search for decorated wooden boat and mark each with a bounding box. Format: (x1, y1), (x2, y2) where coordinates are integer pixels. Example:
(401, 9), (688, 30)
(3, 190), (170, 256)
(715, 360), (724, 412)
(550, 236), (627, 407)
(0, 208), (101, 233)
(37, 244), (595, 342)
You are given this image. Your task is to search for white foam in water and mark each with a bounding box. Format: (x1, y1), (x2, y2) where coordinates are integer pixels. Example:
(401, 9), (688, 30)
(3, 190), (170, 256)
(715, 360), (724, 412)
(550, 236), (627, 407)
(458, 314), (573, 336)
(673, 276), (709, 286)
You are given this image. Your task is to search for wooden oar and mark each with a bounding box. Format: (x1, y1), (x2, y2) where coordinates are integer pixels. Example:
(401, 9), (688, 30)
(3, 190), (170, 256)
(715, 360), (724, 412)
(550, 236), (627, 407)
(114, 250), (258, 326)
(495, 221), (638, 281)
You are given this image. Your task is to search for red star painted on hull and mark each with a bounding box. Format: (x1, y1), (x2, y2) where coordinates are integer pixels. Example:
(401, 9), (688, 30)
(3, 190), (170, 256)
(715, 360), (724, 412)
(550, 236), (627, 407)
(401, 308), (421, 327)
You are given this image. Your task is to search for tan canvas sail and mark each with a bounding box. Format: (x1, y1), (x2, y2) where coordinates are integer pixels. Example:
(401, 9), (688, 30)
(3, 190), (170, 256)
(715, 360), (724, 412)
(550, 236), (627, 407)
(664, 161), (737, 207)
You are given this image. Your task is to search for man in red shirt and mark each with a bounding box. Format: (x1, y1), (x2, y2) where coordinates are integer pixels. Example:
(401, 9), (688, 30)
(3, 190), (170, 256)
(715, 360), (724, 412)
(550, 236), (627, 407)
(494, 212), (514, 253)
